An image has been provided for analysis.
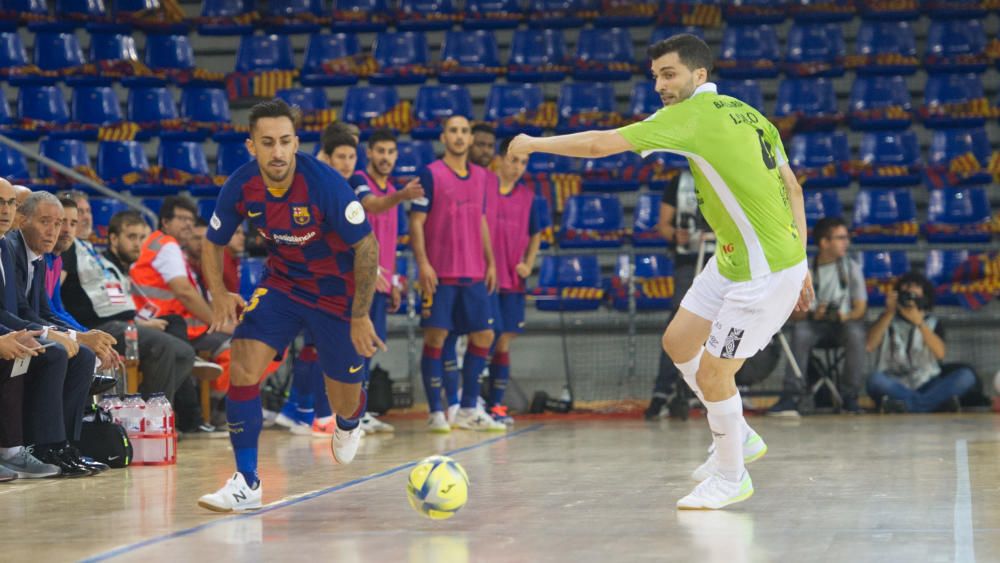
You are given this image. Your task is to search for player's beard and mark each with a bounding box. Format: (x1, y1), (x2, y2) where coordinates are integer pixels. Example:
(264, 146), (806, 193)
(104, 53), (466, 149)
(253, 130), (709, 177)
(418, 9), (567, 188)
(375, 160), (393, 177)
(263, 160), (293, 184)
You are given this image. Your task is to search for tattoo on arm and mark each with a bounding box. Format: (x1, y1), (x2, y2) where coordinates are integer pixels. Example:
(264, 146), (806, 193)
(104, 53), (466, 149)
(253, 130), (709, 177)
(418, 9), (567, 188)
(351, 233), (379, 318)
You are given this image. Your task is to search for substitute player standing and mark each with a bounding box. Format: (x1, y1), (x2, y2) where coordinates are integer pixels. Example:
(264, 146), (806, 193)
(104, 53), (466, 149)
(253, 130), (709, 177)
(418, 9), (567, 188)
(198, 99), (384, 512)
(510, 34), (812, 510)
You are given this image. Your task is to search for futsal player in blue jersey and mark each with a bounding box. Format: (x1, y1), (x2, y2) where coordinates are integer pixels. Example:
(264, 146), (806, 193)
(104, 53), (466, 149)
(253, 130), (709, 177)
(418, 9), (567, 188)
(197, 99), (384, 512)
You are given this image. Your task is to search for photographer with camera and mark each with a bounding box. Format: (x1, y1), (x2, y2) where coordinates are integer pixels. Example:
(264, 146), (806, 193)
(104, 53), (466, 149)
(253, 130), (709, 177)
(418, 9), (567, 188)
(768, 217), (867, 416)
(865, 272), (975, 413)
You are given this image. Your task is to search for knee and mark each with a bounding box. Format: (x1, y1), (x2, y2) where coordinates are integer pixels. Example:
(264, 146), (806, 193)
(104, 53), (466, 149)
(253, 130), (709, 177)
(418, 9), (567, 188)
(470, 330), (494, 349)
(329, 389), (359, 415)
(954, 369), (976, 393)
(229, 359), (258, 387)
(424, 330), (447, 348)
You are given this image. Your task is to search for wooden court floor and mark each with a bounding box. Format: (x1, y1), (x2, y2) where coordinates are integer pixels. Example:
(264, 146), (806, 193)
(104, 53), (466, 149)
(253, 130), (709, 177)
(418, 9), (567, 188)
(1, 415), (998, 563)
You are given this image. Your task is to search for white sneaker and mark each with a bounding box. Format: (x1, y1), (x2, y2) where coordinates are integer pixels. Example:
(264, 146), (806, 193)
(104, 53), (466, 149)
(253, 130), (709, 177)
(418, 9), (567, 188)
(692, 430), (768, 482)
(287, 419), (313, 436)
(192, 358), (223, 380)
(198, 473), (262, 513)
(331, 426), (362, 464)
(445, 404), (460, 426)
(427, 411), (451, 433)
(454, 407), (507, 432)
(359, 413), (394, 433)
(677, 471), (754, 510)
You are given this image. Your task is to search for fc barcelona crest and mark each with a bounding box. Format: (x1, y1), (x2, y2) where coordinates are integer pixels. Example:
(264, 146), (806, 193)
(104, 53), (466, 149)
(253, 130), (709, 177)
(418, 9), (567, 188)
(292, 206), (311, 225)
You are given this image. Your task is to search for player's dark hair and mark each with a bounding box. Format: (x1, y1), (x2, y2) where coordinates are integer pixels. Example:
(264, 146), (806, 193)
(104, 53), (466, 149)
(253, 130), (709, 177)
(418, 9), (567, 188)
(497, 136), (514, 157)
(895, 271), (935, 310)
(194, 217), (208, 228)
(249, 98), (296, 133)
(471, 123), (495, 137)
(108, 210), (145, 237)
(159, 195), (198, 229)
(367, 128), (396, 148)
(57, 195), (77, 210)
(442, 114), (470, 129)
(647, 33), (714, 74)
(813, 216), (847, 243)
(321, 132), (357, 156)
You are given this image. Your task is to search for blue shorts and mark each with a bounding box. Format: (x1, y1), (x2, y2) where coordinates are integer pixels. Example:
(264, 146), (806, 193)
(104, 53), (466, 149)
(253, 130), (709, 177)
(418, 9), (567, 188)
(420, 281), (494, 333)
(235, 287), (365, 384)
(371, 292), (388, 343)
(492, 292), (526, 334)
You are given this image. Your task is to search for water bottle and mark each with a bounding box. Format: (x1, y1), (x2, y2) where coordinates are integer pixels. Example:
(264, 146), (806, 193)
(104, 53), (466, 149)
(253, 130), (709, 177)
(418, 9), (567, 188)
(122, 394), (146, 435)
(97, 394), (117, 413)
(124, 321), (140, 393)
(144, 393), (166, 433)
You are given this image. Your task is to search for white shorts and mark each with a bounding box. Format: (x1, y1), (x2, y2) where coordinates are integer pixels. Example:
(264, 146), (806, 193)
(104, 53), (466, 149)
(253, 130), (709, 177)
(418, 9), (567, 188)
(680, 256), (808, 360)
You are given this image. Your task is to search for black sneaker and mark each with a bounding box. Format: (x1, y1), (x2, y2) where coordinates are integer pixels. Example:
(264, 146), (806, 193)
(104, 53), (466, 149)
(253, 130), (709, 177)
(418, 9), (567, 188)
(35, 447), (90, 478)
(667, 394), (690, 421)
(766, 395), (801, 418)
(880, 398), (909, 414)
(67, 445), (110, 473)
(179, 423), (228, 439)
(841, 396), (863, 414)
(644, 397), (667, 420)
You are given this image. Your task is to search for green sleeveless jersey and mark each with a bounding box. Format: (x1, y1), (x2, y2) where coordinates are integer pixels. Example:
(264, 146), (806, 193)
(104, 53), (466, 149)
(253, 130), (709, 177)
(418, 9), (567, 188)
(617, 83), (806, 282)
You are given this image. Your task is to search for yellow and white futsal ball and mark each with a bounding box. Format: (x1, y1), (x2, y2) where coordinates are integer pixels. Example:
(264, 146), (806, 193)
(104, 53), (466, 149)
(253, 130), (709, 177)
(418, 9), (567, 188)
(407, 455), (470, 520)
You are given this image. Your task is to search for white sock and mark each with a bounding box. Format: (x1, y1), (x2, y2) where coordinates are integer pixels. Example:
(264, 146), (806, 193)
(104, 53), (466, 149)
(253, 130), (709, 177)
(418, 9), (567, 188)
(0, 446), (23, 460)
(705, 392), (746, 482)
(675, 348), (705, 402)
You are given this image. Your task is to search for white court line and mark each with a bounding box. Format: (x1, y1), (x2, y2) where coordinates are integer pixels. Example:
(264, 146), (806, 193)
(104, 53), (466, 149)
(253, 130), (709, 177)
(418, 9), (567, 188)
(954, 439), (975, 563)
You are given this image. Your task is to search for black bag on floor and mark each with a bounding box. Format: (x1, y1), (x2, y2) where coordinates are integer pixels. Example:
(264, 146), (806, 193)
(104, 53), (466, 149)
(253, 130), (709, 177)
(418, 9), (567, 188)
(367, 364), (393, 415)
(79, 405), (132, 468)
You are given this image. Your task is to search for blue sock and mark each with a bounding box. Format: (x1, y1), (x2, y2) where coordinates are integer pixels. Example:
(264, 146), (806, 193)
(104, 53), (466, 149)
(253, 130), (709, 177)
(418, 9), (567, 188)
(226, 384), (263, 487)
(336, 388), (367, 431)
(489, 351), (510, 407)
(461, 344), (490, 409)
(421, 345), (444, 413)
(291, 351), (316, 424)
(442, 333), (460, 406)
(312, 361), (333, 419)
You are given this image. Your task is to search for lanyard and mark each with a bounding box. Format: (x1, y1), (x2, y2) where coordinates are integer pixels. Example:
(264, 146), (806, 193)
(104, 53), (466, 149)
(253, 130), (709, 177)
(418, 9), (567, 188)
(79, 239), (122, 283)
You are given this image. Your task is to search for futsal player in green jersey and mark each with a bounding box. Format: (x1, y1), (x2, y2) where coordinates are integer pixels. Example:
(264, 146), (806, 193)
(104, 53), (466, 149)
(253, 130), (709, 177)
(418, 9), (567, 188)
(509, 34), (814, 510)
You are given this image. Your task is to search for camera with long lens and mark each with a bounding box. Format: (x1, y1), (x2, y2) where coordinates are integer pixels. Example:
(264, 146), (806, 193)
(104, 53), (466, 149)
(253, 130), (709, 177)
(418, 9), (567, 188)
(897, 290), (921, 309)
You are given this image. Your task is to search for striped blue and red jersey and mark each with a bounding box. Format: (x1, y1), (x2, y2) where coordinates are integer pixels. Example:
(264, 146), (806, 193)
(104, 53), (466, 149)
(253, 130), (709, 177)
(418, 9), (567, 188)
(206, 152), (372, 319)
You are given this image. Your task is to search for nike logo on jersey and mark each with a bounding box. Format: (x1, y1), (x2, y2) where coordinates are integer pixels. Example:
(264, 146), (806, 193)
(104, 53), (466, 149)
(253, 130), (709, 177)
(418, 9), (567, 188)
(248, 211), (263, 218)
(349, 364), (363, 374)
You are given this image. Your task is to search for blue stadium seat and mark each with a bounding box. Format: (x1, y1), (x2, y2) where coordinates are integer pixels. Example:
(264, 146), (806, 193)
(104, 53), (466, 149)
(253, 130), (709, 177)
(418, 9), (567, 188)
(581, 152), (643, 192)
(343, 86), (400, 133)
(37, 137), (89, 179)
(789, 132), (851, 189)
(197, 0), (254, 36)
(610, 253), (674, 312)
(16, 85), (70, 130)
(159, 139), (213, 195)
(925, 0), (987, 19)
(526, 152), (577, 176)
(0, 31), (27, 71)
(216, 138), (253, 177)
(858, 1), (919, 20)
(803, 190), (842, 232)
(391, 140), (435, 182)
(71, 85), (122, 127)
(485, 83), (545, 136)
(330, 0), (391, 33)
(127, 86), (178, 139)
(197, 198), (215, 221)
(140, 197), (162, 218)
(144, 33), (195, 71)
(573, 27), (634, 82)
(595, 0), (655, 28)
(716, 79), (763, 110)
(439, 30), (502, 84)
(56, 0), (105, 20)
(857, 130), (922, 187)
(97, 140), (161, 194)
(235, 34), (295, 72)
(89, 32), (138, 63)
(463, 0), (523, 30)
(91, 198), (130, 242)
(0, 86), (11, 125)
(922, 73), (986, 128)
(396, 0), (458, 31)
(928, 127), (992, 184)
(775, 78), (840, 124)
(371, 31), (430, 85)
(560, 194), (625, 248)
(724, 0), (785, 24)
(861, 250), (909, 306)
(649, 26), (705, 45)
(628, 81), (660, 119)
(925, 187), (992, 243)
(2, 0), (48, 27)
(34, 31), (89, 75)
(785, 22), (845, 77)
(180, 86), (231, 127)
(412, 84), (473, 139)
(925, 19), (987, 73)
(854, 21), (918, 75)
(925, 249), (969, 307)
(632, 192), (665, 247)
(263, 0), (323, 34)
(852, 188), (918, 244)
(507, 28), (567, 83)
(116, 0), (162, 15)
(643, 152), (688, 191)
(276, 86), (328, 113)
(301, 33), (361, 86)
(532, 255), (603, 311)
(848, 75), (912, 130)
(239, 256), (266, 301)
(788, 0), (855, 22)
(556, 82), (617, 134)
(526, 0), (595, 29)
(0, 143), (30, 182)
(718, 25), (780, 79)
(533, 195), (553, 249)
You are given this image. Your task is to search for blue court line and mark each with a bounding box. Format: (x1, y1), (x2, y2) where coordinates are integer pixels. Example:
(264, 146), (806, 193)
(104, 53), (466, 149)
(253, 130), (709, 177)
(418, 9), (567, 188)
(953, 439), (975, 563)
(79, 424), (544, 563)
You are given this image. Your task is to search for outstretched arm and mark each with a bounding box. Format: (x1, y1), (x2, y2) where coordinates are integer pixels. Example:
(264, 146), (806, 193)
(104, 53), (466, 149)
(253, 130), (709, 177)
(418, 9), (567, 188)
(508, 130), (635, 160)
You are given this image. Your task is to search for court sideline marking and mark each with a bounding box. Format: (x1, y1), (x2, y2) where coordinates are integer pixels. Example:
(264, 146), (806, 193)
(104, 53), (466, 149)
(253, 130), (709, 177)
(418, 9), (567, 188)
(79, 424), (544, 563)
(954, 439), (975, 563)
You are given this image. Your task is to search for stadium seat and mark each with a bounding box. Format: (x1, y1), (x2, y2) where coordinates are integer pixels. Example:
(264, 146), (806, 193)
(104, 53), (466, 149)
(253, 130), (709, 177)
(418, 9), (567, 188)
(159, 139), (214, 196)
(533, 195), (553, 249)
(643, 152), (689, 192)
(144, 33), (195, 71)
(718, 25), (780, 79)
(526, 152), (576, 175)
(34, 31), (85, 71)
(716, 79), (763, 111)
(197, 0), (255, 36)
(180, 87), (232, 129)
(925, 0), (987, 18)
(922, 73), (987, 128)
(775, 78), (840, 127)
(925, 249), (970, 307)
(342, 86), (400, 133)
(16, 85), (70, 133)
(789, 132), (851, 188)
(216, 138), (253, 177)
(439, 30), (502, 84)
(854, 21), (918, 75)
(858, 0), (919, 20)
(648, 26), (705, 45)
(628, 81), (660, 120)
(127, 86), (178, 139)
(301, 33), (361, 86)
(197, 198), (215, 221)
(861, 250), (909, 306)
(330, 0), (391, 33)
(573, 27), (634, 82)
(927, 127), (993, 184)
(239, 256), (266, 301)
(56, 0), (105, 20)
(89, 32), (138, 63)
(848, 75), (912, 130)
(485, 83), (546, 136)
(556, 82), (617, 134)
(412, 85), (473, 139)
(391, 140), (435, 183)
(788, 0), (855, 22)
(803, 190), (842, 233)
(610, 254), (674, 312)
(371, 31), (431, 85)
(857, 130), (922, 187)
(235, 34), (295, 72)
(532, 255), (603, 311)
(580, 152), (644, 192)
(2, 0), (48, 28)
(97, 140), (163, 194)
(71, 85), (123, 127)
(925, 19), (987, 73)
(36, 137), (90, 180)
(594, 0), (655, 27)
(396, 0), (458, 31)
(0, 87), (11, 125)
(463, 0), (523, 30)
(925, 187), (992, 243)
(140, 197), (162, 218)
(116, 0), (162, 15)
(263, 0), (323, 34)
(526, 0), (595, 29)
(90, 198), (130, 244)
(0, 143), (30, 182)
(559, 194), (625, 248)
(723, 0), (785, 24)
(507, 28), (567, 83)
(0, 31), (28, 73)
(785, 22), (845, 77)
(632, 192), (665, 247)
(852, 188), (919, 244)
(276, 86), (328, 112)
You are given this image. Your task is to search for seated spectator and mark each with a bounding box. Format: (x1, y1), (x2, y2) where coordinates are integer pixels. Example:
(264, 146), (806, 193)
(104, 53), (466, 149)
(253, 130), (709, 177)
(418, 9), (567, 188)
(769, 217), (867, 415)
(104, 209), (144, 274)
(186, 218), (242, 295)
(45, 196), (88, 332)
(318, 130), (358, 179)
(865, 272), (976, 413)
